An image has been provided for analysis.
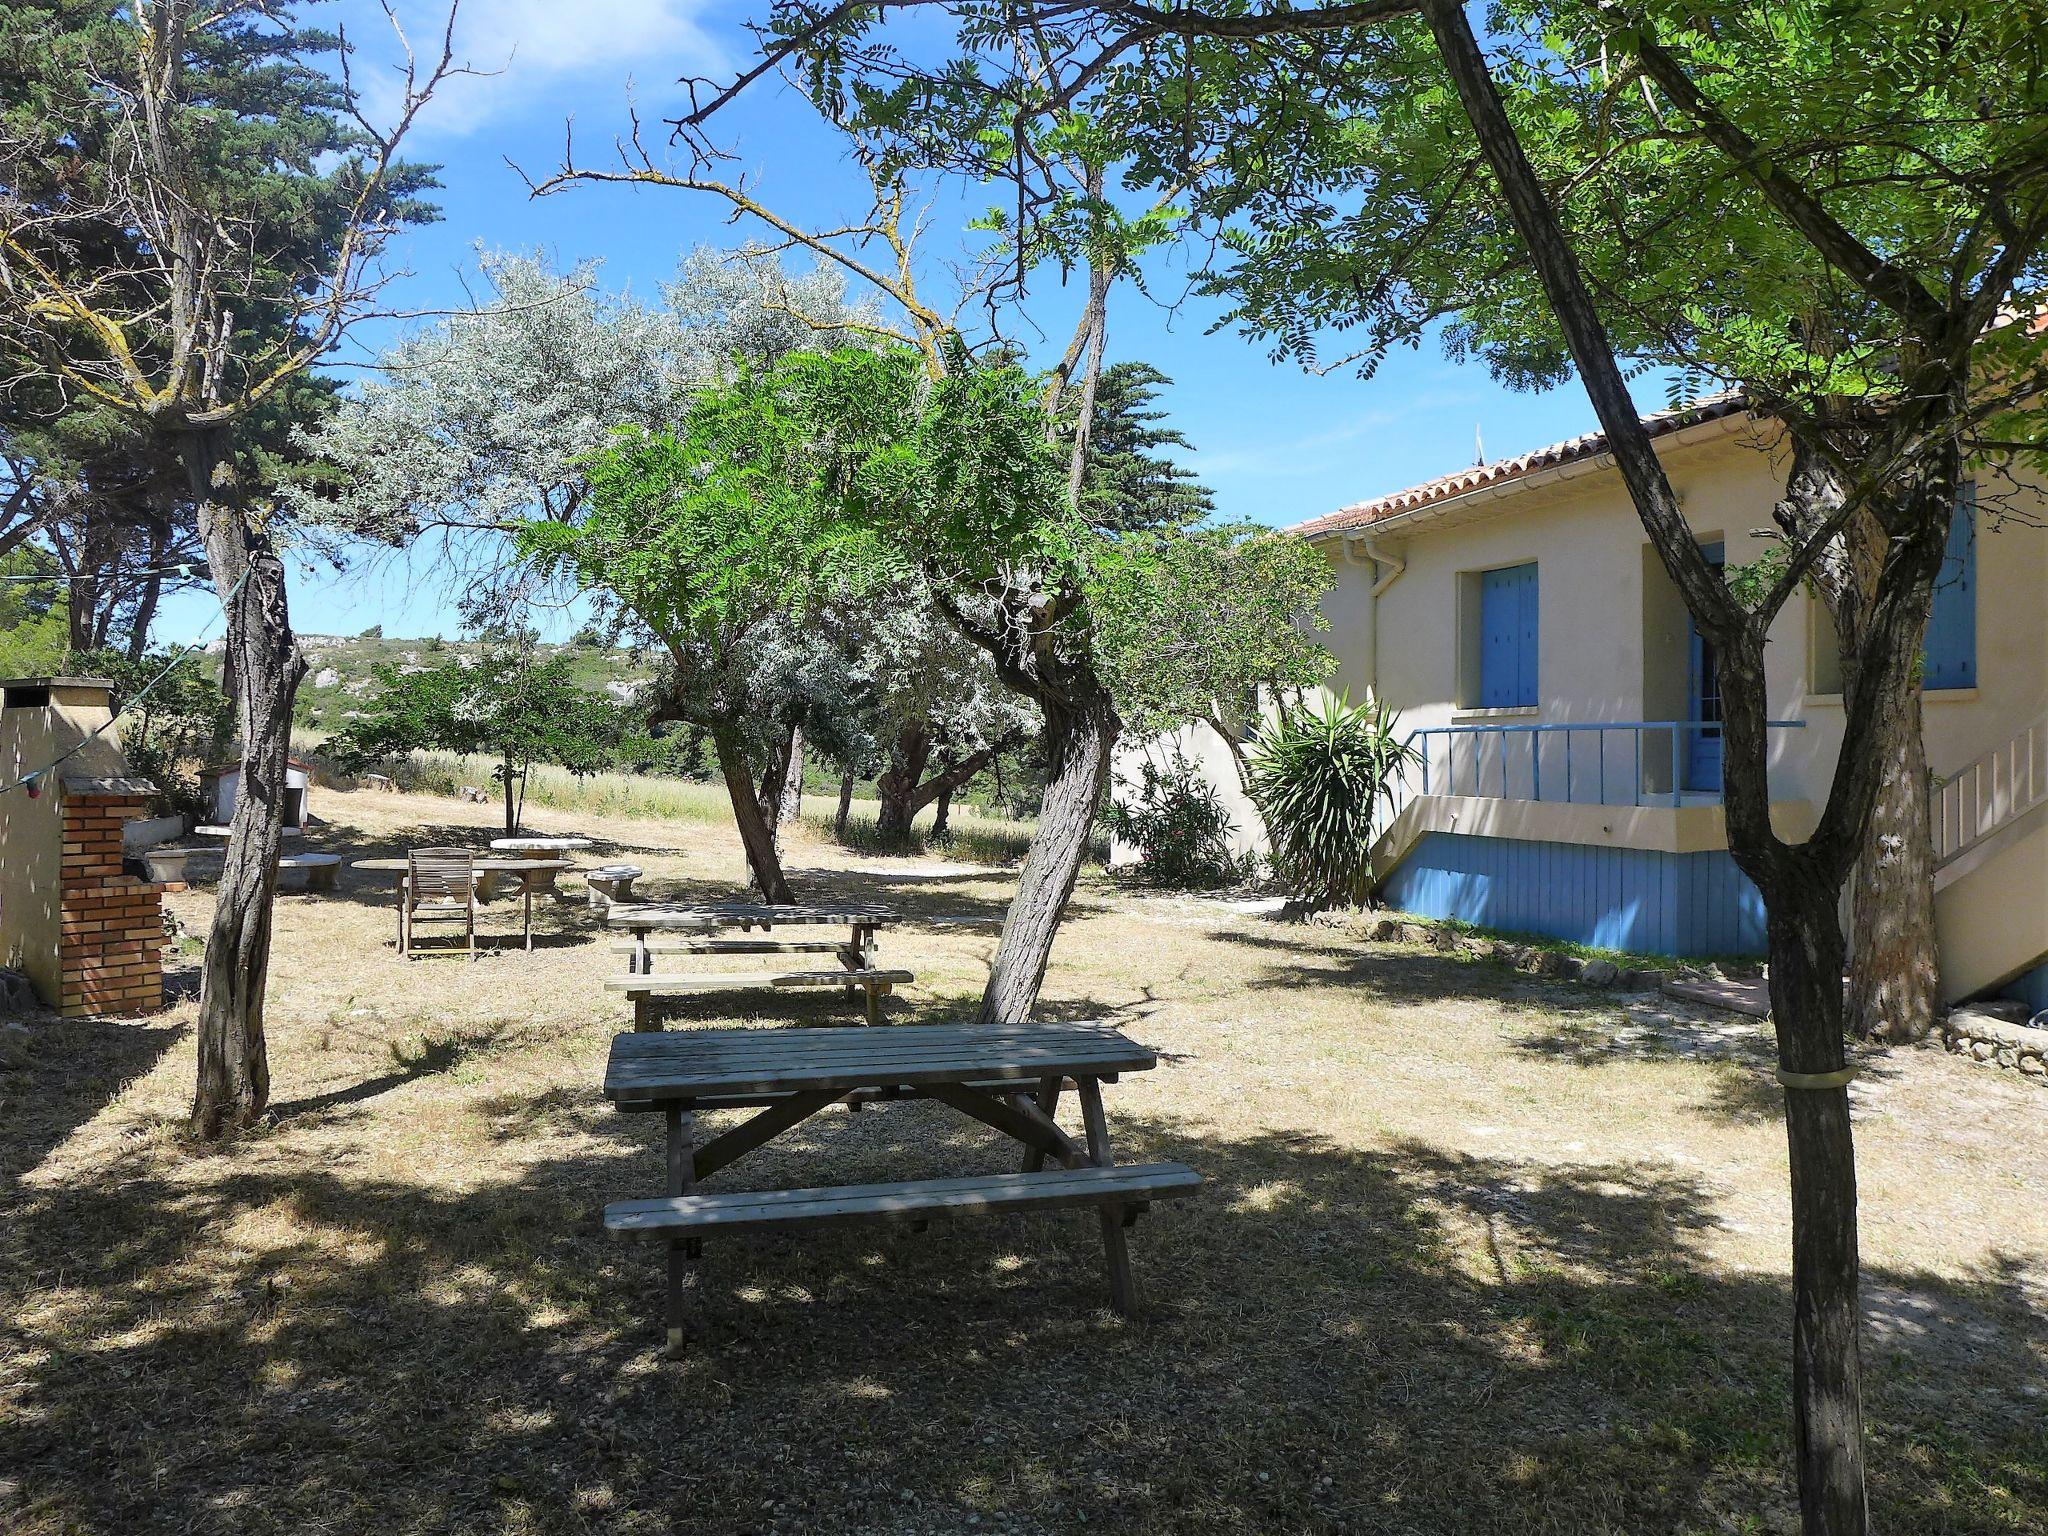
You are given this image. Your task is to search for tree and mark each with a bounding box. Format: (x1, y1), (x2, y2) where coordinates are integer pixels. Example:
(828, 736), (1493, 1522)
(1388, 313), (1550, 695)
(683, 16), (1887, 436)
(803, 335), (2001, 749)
(0, 0), (456, 1136)
(822, 587), (1034, 844)
(0, 547), (70, 675)
(667, 3), (2048, 1528)
(287, 251), (702, 596)
(1073, 362), (1216, 533)
(292, 247), (886, 874)
(69, 645), (234, 820)
(535, 112), (1200, 1020)
(516, 380), (882, 901)
(327, 643), (618, 835)
(1090, 521), (1335, 789)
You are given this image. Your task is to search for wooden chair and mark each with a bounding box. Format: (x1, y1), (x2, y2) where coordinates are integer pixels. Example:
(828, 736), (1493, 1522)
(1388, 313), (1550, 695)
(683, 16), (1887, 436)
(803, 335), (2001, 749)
(400, 847), (477, 960)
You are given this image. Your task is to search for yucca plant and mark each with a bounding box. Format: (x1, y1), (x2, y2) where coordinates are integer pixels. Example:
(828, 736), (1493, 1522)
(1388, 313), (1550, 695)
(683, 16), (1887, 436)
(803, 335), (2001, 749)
(1245, 694), (1416, 907)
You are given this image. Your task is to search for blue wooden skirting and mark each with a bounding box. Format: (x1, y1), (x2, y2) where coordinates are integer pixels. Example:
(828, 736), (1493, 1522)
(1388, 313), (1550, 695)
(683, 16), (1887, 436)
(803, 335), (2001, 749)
(1376, 831), (1768, 958)
(2000, 960), (2048, 1020)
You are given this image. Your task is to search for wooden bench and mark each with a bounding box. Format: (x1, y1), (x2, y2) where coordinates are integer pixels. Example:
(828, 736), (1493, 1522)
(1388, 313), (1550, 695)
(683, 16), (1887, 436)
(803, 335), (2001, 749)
(607, 939), (849, 958)
(606, 968), (915, 1029)
(606, 1162), (1201, 1239)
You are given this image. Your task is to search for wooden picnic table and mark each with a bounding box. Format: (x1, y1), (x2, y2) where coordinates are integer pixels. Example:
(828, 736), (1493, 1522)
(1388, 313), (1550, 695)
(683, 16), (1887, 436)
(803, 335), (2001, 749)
(607, 901), (894, 971)
(351, 856), (574, 952)
(601, 1021), (1200, 1351)
(604, 901), (908, 1026)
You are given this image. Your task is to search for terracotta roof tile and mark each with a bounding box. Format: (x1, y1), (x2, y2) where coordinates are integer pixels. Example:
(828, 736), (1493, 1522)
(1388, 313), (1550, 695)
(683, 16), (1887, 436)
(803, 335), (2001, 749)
(1290, 393), (1750, 538)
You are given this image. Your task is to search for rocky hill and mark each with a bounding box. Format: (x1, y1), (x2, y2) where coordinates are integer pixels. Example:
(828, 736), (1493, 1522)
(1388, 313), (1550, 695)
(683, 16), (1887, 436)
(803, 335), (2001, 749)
(267, 633), (658, 736)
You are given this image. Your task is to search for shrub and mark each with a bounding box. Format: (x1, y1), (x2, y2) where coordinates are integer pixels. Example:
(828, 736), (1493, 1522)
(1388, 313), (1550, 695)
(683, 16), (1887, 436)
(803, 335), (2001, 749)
(69, 648), (233, 821)
(1246, 694), (1415, 907)
(1101, 750), (1249, 889)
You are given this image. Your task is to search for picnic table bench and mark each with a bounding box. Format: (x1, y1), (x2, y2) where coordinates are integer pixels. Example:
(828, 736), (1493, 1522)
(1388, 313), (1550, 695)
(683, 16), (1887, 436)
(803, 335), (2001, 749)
(606, 902), (908, 1027)
(602, 1021), (1200, 1352)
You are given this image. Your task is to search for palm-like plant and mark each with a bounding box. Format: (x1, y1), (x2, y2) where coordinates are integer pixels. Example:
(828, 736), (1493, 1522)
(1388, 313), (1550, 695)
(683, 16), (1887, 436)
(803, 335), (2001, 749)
(1246, 694), (1416, 907)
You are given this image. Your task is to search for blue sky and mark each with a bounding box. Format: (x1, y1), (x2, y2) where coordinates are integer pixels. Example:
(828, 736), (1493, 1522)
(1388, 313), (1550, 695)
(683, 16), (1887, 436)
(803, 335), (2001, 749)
(164, 0), (1617, 646)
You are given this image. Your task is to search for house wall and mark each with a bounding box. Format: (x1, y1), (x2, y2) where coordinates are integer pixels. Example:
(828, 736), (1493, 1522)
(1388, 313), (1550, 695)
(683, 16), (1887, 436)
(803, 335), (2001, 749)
(1379, 831), (1767, 958)
(0, 680), (164, 1014)
(1295, 414), (2047, 978)
(1108, 721), (1266, 866)
(1320, 421), (2048, 811)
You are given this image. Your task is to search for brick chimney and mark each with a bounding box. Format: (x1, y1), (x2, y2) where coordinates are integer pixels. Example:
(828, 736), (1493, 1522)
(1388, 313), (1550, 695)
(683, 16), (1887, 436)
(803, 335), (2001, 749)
(0, 678), (166, 1017)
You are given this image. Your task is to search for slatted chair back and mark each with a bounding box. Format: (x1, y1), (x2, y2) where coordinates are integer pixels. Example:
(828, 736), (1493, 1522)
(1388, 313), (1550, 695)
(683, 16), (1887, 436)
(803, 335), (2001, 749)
(407, 847), (475, 904)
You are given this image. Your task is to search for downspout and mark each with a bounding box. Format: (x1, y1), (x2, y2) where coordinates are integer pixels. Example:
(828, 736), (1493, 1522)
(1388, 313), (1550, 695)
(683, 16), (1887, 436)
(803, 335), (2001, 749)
(1340, 533), (1406, 696)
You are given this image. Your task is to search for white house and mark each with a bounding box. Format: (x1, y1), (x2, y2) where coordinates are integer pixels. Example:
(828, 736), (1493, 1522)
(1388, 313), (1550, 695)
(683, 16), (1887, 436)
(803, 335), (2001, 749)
(1130, 397), (2047, 1013)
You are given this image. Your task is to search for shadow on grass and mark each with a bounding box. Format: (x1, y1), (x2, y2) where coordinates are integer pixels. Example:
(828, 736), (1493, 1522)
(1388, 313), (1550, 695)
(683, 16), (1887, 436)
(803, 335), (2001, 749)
(4, 1064), (2044, 1535)
(267, 1022), (510, 1126)
(0, 1013), (186, 1183)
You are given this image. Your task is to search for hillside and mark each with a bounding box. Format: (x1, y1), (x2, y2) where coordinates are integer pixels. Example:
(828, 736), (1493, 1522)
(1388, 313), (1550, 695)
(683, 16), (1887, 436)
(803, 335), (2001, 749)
(263, 633), (659, 736)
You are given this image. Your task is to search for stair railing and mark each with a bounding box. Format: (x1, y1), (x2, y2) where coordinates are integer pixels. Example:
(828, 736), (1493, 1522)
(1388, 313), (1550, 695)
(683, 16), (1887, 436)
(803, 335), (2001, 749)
(1932, 708), (2048, 870)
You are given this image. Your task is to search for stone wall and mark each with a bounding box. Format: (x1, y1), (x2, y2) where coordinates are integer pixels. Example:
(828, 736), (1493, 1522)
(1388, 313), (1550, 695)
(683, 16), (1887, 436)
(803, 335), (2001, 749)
(58, 786), (164, 1018)
(1938, 1008), (2048, 1077)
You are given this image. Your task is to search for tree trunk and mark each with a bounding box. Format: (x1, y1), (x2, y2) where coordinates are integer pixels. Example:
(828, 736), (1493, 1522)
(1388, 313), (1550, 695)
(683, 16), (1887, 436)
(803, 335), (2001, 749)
(124, 509), (173, 661)
(876, 719), (931, 843)
(1846, 692), (1938, 1041)
(1418, 12), (1885, 1528)
(1761, 871), (1870, 1536)
(834, 770), (855, 839)
(127, 569), (164, 661)
(932, 782), (954, 839)
(714, 723), (795, 903)
(501, 757), (520, 835)
(1777, 437), (1942, 1045)
(755, 717), (801, 846)
(183, 424), (305, 1139)
(977, 684), (1117, 1025)
(778, 724), (805, 829)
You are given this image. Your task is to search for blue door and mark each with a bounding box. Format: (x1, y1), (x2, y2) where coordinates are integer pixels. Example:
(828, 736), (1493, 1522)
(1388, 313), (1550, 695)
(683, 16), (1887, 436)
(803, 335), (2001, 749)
(1685, 543), (1725, 792)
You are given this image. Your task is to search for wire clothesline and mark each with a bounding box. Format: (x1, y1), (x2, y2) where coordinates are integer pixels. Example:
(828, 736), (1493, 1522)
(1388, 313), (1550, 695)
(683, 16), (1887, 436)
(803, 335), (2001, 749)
(0, 562), (210, 584)
(0, 565), (253, 798)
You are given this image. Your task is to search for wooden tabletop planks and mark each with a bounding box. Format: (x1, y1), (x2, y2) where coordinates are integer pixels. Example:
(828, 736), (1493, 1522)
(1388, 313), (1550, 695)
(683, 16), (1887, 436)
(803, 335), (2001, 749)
(604, 1021), (1157, 1102)
(606, 902), (894, 930)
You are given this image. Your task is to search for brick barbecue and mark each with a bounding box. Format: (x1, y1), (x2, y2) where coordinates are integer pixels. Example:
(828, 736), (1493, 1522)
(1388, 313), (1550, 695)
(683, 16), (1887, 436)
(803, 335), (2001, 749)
(0, 678), (166, 1017)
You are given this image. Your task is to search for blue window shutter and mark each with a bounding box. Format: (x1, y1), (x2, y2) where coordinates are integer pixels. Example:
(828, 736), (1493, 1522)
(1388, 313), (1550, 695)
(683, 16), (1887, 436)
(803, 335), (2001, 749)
(1479, 563), (1538, 708)
(1518, 563), (1540, 706)
(1923, 486), (1977, 690)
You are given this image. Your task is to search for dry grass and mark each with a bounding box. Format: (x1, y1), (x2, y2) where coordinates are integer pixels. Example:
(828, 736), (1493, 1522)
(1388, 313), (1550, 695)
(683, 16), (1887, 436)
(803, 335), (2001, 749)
(2, 787), (2045, 1535)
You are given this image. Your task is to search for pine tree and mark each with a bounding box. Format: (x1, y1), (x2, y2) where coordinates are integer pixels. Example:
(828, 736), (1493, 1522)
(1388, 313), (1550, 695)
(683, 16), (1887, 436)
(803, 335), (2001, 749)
(1077, 363), (1215, 533)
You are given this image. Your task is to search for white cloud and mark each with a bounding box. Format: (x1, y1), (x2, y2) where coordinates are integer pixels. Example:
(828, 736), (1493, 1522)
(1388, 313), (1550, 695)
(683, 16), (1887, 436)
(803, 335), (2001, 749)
(341, 0), (726, 138)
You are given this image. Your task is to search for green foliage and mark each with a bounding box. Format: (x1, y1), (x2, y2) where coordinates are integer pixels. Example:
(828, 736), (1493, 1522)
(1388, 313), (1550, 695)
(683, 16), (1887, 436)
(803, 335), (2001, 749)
(68, 646), (234, 819)
(519, 367), (894, 669)
(1072, 362), (1215, 533)
(325, 645), (620, 802)
(1090, 522), (1334, 737)
(746, 347), (1335, 737)
(0, 549), (70, 676)
(1101, 750), (1249, 889)
(770, 347), (1077, 592)
(1246, 694), (1417, 909)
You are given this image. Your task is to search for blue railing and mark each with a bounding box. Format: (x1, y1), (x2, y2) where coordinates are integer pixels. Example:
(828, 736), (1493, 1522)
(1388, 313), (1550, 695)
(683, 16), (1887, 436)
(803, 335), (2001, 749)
(1405, 719), (1805, 809)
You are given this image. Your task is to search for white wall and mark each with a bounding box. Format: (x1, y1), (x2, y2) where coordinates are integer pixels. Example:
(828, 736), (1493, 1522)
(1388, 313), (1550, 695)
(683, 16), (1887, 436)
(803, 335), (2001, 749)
(1108, 721), (1266, 867)
(1318, 421), (2048, 813)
